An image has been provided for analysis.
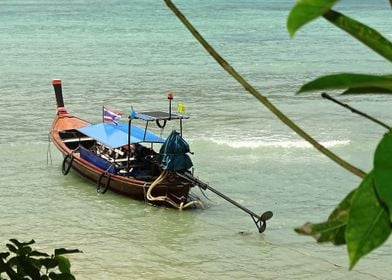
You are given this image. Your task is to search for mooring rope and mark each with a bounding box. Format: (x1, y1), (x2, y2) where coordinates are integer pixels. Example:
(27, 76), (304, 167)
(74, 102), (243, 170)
(46, 133), (52, 166)
(146, 171), (178, 207)
(146, 171), (203, 209)
(178, 198), (204, 210)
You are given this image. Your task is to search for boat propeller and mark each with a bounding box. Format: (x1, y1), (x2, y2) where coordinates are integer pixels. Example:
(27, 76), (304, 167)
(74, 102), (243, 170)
(251, 211), (274, 233)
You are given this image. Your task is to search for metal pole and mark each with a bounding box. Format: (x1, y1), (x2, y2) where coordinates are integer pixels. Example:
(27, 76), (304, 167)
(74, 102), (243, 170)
(169, 99), (172, 120)
(176, 172), (273, 233)
(180, 119), (183, 136)
(127, 118), (131, 178)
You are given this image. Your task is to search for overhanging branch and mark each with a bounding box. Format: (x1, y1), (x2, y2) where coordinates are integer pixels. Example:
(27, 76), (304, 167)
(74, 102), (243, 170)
(164, 0), (366, 179)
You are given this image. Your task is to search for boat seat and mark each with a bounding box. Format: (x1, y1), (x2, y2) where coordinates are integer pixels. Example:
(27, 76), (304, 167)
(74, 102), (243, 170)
(62, 137), (94, 143)
(99, 154), (135, 162)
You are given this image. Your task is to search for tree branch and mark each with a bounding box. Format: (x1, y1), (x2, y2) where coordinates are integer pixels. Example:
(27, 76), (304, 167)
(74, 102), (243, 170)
(164, 0), (366, 178)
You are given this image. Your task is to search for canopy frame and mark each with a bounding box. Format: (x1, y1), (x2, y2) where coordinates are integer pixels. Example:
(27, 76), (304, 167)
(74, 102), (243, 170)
(127, 111), (189, 177)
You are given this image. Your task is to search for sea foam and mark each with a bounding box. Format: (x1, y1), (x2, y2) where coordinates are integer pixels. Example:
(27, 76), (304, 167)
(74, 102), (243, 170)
(207, 138), (350, 149)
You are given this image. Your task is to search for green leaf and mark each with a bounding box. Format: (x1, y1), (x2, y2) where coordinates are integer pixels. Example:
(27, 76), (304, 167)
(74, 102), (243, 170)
(295, 219), (346, 245)
(2, 262), (19, 280)
(297, 73), (392, 93)
(54, 256), (71, 274)
(0, 252), (10, 260)
(6, 244), (17, 254)
(20, 259), (41, 279)
(346, 171), (391, 269)
(6, 256), (19, 267)
(29, 258), (43, 271)
(295, 188), (356, 245)
(287, 0), (339, 37)
(374, 130), (392, 222)
(9, 239), (35, 249)
(54, 249), (81, 256)
(323, 10), (392, 62)
(49, 272), (75, 280)
(342, 87), (392, 95)
(40, 258), (58, 270)
(0, 260), (6, 273)
(328, 188), (356, 221)
(29, 251), (50, 258)
(17, 246), (32, 256)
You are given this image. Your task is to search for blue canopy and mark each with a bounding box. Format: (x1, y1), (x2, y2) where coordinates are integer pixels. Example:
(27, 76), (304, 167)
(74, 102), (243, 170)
(77, 122), (165, 149)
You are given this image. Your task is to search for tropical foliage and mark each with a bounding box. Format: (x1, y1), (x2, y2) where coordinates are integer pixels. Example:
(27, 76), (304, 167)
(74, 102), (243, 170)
(288, 0), (392, 269)
(0, 239), (80, 280)
(288, 0), (392, 94)
(164, 0), (391, 269)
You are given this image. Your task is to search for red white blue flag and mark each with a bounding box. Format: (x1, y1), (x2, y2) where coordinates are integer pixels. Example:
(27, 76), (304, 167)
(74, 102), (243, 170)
(103, 106), (122, 124)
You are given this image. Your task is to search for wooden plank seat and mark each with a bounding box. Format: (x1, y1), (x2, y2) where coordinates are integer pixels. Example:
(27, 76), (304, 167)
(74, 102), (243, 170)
(62, 137), (94, 143)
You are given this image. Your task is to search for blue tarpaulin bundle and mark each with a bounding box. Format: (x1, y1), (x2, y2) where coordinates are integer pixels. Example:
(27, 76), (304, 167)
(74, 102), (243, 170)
(159, 130), (193, 171)
(79, 146), (116, 174)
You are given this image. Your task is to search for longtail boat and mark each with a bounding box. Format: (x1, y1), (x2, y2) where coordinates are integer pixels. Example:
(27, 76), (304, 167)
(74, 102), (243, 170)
(50, 79), (203, 209)
(50, 79), (273, 232)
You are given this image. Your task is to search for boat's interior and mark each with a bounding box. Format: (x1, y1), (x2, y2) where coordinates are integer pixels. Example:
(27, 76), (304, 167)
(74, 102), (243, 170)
(59, 129), (161, 179)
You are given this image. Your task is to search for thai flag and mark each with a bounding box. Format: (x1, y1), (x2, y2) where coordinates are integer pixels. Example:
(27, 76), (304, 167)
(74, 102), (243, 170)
(103, 107), (122, 124)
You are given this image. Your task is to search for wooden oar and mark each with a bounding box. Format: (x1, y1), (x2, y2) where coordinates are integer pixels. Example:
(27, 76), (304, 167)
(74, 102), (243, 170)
(176, 172), (273, 233)
(321, 93), (391, 130)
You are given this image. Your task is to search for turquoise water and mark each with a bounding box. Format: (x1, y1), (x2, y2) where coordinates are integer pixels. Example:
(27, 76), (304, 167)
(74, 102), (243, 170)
(1, 0), (391, 279)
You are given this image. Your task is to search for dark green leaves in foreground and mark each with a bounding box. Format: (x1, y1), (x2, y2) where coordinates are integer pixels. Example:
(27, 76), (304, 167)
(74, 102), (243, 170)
(295, 189), (354, 245)
(296, 133), (392, 269)
(297, 74), (392, 94)
(287, 0), (339, 37)
(374, 131), (392, 222)
(288, 3), (392, 62)
(346, 171), (390, 269)
(0, 239), (81, 280)
(323, 9), (392, 62)
(288, 0), (392, 95)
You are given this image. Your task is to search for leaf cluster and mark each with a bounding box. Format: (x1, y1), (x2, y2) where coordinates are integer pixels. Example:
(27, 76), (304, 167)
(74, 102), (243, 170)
(288, 0), (392, 269)
(295, 133), (392, 269)
(288, 0), (392, 95)
(0, 239), (81, 280)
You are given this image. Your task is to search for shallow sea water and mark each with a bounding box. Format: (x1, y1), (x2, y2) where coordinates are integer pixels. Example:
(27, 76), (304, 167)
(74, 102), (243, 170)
(0, 0), (391, 279)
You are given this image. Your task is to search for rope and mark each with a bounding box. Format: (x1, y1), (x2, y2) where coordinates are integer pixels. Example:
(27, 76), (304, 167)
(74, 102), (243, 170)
(199, 185), (213, 202)
(46, 133), (52, 166)
(179, 198), (204, 210)
(146, 171), (204, 209)
(146, 171), (177, 206)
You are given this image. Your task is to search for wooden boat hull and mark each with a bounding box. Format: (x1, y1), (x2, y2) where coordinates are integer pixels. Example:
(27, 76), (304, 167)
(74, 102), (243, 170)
(50, 113), (193, 206)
